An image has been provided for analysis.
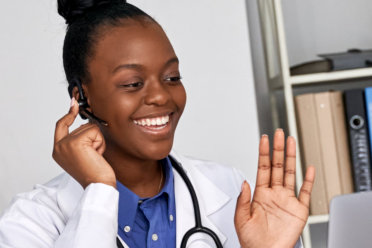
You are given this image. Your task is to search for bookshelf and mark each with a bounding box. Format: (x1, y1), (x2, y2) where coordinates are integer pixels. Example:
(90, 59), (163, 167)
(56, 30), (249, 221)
(257, 0), (372, 247)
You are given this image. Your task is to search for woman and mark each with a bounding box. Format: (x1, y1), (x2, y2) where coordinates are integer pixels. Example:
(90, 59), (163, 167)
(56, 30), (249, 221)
(0, 0), (315, 247)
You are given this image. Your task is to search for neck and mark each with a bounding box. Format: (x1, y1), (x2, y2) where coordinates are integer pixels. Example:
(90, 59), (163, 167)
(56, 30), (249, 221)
(103, 145), (164, 198)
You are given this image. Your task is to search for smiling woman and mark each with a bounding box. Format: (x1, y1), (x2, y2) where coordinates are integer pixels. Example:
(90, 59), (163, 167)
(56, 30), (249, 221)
(0, 0), (314, 247)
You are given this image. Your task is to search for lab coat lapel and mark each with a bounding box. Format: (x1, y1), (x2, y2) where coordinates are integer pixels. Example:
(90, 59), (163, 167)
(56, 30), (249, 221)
(171, 153), (230, 247)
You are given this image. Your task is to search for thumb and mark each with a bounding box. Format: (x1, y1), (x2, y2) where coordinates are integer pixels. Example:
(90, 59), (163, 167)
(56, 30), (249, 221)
(234, 181), (252, 228)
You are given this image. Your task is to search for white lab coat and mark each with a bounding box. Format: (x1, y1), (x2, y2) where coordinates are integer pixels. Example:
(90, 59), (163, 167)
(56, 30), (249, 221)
(0, 151), (303, 247)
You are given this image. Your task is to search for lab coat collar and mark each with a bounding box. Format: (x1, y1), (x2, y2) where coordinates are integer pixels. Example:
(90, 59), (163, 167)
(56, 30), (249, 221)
(56, 150), (231, 247)
(170, 151), (230, 247)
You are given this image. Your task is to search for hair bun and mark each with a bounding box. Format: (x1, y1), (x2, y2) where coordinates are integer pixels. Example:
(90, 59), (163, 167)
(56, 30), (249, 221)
(58, 0), (125, 25)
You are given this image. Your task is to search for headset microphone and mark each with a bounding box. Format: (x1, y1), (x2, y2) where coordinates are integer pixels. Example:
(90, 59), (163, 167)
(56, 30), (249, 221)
(71, 78), (108, 127)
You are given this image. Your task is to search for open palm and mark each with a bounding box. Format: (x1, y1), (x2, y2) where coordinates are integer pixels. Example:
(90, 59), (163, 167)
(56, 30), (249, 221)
(234, 129), (315, 248)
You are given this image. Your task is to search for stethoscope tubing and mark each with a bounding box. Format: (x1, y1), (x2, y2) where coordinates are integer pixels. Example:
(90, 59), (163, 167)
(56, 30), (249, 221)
(170, 157), (223, 248)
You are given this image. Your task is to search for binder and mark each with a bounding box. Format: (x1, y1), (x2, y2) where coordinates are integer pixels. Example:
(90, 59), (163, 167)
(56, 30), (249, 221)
(295, 93), (328, 214)
(344, 89), (372, 191)
(365, 87), (372, 160)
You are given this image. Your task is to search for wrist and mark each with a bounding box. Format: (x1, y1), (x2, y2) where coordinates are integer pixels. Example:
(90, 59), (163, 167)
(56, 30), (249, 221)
(83, 177), (117, 189)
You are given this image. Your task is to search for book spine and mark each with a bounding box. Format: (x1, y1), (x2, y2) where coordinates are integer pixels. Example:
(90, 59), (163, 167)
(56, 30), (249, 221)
(330, 91), (354, 194)
(344, 89), (372, 191)
(295, 93), (328, 214)
(314, 92), (343, 203)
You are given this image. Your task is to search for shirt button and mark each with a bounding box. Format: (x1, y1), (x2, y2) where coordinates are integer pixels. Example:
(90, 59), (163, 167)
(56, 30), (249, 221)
(124, 226), (131, 233)
(169, 214), (174, 221)
(152, 233), (158, 241)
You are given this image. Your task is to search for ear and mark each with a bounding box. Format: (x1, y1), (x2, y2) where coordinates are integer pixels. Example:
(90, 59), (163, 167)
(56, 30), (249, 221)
(71, 83), (92, 111)
(71, 86), (81, 102)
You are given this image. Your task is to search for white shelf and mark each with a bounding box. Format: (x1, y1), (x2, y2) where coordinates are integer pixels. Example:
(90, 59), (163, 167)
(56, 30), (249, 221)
(269, 68), (372, 90)
(259, 0), (371, 247)
(307, 214), (329, 225)
(290, 67), (372, 86)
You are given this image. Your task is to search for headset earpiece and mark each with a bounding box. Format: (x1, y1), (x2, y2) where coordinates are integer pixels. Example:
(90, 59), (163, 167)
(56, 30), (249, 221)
(70, 78), (108, 126)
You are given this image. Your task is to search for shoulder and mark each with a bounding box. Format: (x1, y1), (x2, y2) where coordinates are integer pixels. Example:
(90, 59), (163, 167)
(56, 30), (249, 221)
(0, 173), (71, 245)
(170, 150), (249, 196)
(0, 173), (69, 219)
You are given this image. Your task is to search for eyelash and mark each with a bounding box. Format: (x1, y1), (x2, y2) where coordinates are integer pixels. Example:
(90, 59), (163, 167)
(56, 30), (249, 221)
(121, 82), (143, 88)
(165, 76), (183, 84)
(120, 76), (183, 88)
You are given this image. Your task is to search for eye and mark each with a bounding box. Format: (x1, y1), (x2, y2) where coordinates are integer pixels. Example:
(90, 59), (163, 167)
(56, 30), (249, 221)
(119, 81), (144, 89)
(164, 75), (183, 84)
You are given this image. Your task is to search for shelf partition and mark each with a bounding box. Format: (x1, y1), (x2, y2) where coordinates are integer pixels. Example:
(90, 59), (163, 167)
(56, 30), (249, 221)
(307, 214), (329, 225)
(291, 68), (372, 86)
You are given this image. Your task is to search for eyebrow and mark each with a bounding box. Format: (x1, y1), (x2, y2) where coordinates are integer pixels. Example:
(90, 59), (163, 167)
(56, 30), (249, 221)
(112, 57), (179, 74)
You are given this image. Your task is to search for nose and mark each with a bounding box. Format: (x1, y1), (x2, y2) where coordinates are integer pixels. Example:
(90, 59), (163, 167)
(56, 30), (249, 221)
(143, 79), (171, 106)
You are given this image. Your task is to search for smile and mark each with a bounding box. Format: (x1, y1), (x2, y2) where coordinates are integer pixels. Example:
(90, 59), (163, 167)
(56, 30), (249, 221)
(133, 115), (170, 128)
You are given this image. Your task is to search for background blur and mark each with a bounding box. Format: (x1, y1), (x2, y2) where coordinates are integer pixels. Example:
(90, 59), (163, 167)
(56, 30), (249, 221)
(0, 0), (259, 211)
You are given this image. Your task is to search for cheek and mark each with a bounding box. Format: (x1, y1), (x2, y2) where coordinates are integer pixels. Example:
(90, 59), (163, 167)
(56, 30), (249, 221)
(173, 85), (187, 113)
(110, 95), (140, 124)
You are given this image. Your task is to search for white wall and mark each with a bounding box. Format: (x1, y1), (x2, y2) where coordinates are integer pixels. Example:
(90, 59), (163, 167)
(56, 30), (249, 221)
(0, 0), (259, 212)
(282, 0), (372, 67)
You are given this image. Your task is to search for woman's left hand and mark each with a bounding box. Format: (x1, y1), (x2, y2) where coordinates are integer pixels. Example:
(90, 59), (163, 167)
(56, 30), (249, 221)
(234, 129), (315, 248)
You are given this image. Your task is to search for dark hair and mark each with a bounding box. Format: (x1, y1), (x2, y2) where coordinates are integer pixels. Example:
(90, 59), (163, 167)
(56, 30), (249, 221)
(57, 0), (156, 97)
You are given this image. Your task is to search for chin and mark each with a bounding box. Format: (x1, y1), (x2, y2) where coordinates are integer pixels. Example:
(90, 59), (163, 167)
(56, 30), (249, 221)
(141, 141), (173, 160)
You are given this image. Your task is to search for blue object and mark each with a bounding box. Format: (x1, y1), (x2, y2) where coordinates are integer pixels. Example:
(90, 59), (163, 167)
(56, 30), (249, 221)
(116, 156), (176, 248)
(365, 88), (372, 159)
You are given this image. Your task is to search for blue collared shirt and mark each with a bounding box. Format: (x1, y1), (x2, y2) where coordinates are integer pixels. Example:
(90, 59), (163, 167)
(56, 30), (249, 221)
(117, 157), (176, 248)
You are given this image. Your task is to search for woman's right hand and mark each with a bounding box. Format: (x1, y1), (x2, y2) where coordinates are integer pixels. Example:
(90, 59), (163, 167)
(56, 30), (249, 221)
(52, 97), (116, 189)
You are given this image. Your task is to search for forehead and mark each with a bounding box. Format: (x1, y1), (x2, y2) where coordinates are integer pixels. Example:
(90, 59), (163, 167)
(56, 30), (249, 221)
(90, 20), (176, 71)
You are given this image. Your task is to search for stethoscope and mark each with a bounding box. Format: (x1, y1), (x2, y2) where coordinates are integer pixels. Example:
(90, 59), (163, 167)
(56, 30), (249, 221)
(71, 79), (223, 248)
(116, 157), (223, 248)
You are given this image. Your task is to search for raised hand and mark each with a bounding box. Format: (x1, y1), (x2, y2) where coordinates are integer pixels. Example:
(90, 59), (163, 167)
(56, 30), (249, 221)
(234, 129), (315, 248)
(52, 97), (116, 189)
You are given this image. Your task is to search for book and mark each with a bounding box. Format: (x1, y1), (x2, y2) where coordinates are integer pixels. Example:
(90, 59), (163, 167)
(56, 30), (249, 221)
(295, 91), (354, 214)
(329, 92), (354, 194)
(344, 89), (372, 191)
(295, 93), (328, 215)
(314, 92), (343, 203)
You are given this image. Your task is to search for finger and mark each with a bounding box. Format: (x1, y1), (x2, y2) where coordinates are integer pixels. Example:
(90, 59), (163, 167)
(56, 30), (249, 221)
(69, 123), (96, 136)
(96, 138), (106, 155)
(234, 181), (252, 227)
(73, 124), (104, 147)
(54, 97), (79, 144)
(271, 129), (285, 187)
(298, 166), (315, 207)
(284, 136), (296, 192)
(92, 130), (106, 155)
(255, 135), (271, 188)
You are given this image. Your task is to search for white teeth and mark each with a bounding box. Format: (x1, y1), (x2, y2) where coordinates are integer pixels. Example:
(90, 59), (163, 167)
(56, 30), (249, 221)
(156, 118), (162, 125)
(134, 115), (170, 127)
